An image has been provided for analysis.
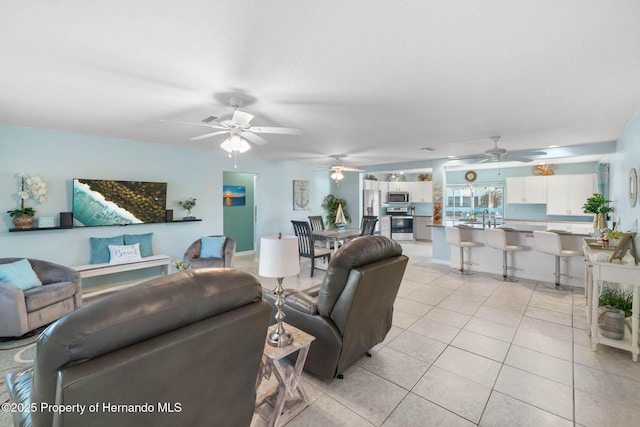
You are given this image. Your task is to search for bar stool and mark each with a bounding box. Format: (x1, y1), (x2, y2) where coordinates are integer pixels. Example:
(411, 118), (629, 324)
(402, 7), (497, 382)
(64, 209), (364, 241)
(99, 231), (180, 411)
(445, 226), (480, 275)
(533, 230), (582, 290)
(484, 228), (525, 281)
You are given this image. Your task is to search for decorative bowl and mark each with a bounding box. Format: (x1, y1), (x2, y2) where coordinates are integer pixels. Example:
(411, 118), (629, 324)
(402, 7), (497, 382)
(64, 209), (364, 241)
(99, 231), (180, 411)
(336, 223), (346, 230)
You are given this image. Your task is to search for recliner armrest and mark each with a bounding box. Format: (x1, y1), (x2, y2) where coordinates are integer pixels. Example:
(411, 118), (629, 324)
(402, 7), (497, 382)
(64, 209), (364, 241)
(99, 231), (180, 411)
(284, 291), (319, 315)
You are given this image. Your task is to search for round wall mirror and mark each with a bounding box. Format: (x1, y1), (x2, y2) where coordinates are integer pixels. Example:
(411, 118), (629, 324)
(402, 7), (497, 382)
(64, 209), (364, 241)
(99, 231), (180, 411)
(630, 168), (638, 207)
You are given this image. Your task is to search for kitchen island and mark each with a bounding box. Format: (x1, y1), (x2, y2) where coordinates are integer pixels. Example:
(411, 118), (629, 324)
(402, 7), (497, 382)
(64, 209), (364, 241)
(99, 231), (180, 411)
(429, 221), (591, 288)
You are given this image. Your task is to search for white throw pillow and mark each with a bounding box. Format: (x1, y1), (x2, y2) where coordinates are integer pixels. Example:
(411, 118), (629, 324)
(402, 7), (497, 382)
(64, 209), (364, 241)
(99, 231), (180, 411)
(108, 243), (142, 264)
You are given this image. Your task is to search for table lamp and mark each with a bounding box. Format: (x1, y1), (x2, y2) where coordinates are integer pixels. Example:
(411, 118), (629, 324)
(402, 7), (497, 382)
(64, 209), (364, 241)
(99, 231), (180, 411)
(259, 233), (300, 347)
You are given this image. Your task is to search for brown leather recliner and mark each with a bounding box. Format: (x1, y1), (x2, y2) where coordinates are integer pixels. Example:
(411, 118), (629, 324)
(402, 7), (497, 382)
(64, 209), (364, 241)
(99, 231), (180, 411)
(183, 235), (236, 269)
(263, 235), (409, 378)
(5, 268), (270, 427)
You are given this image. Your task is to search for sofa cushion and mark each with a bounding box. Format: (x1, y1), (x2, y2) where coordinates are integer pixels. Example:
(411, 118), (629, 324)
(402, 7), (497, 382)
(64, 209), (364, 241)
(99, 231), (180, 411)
(200, 236), (226, 258)
(24, 281), (78, 312)
(90, 235), (125, 264)
(0, 258), (43, 290)
(124, 233), (153, 257)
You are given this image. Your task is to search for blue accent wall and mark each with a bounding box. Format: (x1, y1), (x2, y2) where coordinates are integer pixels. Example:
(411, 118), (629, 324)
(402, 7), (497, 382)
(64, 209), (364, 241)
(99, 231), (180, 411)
(223, 172), (255, 252)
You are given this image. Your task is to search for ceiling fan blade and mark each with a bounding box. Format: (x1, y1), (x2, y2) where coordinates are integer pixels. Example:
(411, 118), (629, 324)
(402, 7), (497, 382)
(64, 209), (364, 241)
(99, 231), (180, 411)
(515, 150), (547, 156)
(501, 155), (534, 163)
(341, 166), (365, 172)
(446, 154), (486, 161)
(248, 126), (303, 135)
(241, 131), (268, 146)
(190, 130), (229, 141)
(158, 119), (226, 130)
(232, 110), (254, 126)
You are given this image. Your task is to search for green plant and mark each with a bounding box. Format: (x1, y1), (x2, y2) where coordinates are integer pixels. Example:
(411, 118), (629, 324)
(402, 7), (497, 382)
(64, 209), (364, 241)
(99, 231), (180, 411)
(6, 173), (47, 217)
(321, 194), (351, 228)
(582, 193), (613, 215)
(599, 286), (632, 317)
(173, 259), (192, 272)
(177, 197), (197, 211)
(606, 230), (624, 239)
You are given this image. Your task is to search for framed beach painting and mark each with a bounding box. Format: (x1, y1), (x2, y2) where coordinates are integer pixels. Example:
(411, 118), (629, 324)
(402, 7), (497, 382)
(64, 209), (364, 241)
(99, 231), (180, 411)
(222, 185), (246, 206)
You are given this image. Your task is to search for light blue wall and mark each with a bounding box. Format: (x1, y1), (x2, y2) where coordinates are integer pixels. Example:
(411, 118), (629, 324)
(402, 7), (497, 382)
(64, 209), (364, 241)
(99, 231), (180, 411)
(223, 172), (255, 252)
(0, 124), (328, 277)
(610, 111), (640, 235)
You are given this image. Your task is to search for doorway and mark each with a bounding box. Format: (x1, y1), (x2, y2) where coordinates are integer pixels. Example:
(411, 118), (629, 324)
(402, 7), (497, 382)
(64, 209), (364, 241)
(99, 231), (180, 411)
(223, 172), (256, 253)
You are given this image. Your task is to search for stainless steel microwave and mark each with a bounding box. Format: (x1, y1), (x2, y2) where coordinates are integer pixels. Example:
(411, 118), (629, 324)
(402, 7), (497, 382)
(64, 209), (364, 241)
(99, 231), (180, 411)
(388, 192), (410, 203)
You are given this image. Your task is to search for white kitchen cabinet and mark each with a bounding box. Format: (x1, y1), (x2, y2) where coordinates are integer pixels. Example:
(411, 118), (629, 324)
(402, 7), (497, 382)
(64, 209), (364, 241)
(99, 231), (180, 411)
(546, 174), (596, 216)
(506, 176), (547, 204)
(379, 181), (389, 203)
(388, 181), (410, 192)
(380, 215), (391, 238)
(410, 181), (433, 203)
(363, 179), (376, 191)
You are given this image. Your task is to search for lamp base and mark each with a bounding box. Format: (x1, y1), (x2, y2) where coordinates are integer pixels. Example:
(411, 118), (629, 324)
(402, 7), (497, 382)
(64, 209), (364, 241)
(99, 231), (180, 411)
(267, 328), (293, 347)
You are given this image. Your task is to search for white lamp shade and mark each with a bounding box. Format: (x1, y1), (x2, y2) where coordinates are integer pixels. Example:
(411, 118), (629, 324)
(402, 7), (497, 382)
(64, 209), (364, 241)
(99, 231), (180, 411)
(259, 235), (300, 278)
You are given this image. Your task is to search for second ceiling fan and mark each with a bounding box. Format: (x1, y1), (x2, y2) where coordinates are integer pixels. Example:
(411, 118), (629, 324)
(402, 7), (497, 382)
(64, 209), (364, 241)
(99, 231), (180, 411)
(450, 136), (547, 163)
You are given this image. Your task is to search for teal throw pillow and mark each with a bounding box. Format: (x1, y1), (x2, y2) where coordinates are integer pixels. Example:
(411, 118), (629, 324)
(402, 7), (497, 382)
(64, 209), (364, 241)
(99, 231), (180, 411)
(200, 236), (226, 259)
(89, 235), (125, 264)
(0, 259), (43, 291)
(124, 233), (153, 257)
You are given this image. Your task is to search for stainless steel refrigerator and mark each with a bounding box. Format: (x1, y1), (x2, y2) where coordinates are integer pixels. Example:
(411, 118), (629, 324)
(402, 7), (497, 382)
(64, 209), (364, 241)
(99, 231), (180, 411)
(363, 190), (381, 232)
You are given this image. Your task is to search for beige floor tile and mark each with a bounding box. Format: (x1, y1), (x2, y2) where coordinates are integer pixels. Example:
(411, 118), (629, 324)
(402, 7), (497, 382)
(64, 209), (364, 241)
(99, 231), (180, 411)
(573, 343), (640, 379)
(360, 346), (430, 390)
(394, 297), (433, 317)
(392, 310), (420, 329)
(382, 393), (475, 427)
(412, 366), (492, 423)
(512, 329), (573, 361)
(573, 328), (592, 348)
(386, 330), (447, 364)
(407, 316), (461, 344)
(524, 305), (573, 327)
(450, 330), (511, 362)
(405, 284), (453, 306)
(424, 307), (471, 328)
(504, 345), (573, 386)
(494, 365), (573, 420)
(480, 391), (573, 427)
(286, 394), (375, 427)
(474, 305), (524, 328)
(528, 290), (574, 314)
(327, 367), (408, 425)
(464, 316), (517, 343)
(574, 363), (640, 406)
(433, 346), (501, 387)
(574, 388), (640, 427)
(518, 316), (573, 342)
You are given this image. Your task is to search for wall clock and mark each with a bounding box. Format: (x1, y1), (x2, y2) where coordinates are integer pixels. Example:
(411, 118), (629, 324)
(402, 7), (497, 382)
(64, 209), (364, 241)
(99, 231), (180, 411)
(464, 170), (477, 182)
(630, 168), (637, 207)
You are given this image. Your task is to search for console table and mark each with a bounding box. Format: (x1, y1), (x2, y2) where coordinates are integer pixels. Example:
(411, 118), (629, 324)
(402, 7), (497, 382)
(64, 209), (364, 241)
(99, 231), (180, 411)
(584, 239), (640, 361)
(255, 323), (315, 426)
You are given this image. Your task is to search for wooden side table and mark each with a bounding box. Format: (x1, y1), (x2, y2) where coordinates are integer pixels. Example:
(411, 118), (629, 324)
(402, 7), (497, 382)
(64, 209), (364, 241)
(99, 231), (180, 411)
(255, 323), (315, 427)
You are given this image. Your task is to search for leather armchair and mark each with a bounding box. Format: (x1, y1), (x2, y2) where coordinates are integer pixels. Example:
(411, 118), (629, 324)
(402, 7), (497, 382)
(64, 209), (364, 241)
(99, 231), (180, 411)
(263, 236), (409, 378)
(183, 235), (236, 268)
(5, 268), (270, 427)
(0, 258), (82, 338)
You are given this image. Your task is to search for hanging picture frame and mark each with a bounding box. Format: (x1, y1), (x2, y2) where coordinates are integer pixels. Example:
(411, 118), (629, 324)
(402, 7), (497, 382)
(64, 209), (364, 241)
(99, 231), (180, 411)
(293, 180), (310, 211)
(222, 185), (246, 206)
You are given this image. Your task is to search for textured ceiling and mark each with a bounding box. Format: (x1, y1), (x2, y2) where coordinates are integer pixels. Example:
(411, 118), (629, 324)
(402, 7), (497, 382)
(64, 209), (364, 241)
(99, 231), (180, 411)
(1, 1), (639, 169)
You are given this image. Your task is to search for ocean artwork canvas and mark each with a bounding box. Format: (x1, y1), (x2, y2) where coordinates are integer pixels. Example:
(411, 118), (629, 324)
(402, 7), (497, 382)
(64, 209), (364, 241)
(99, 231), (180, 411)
(223, 185), (246, 206)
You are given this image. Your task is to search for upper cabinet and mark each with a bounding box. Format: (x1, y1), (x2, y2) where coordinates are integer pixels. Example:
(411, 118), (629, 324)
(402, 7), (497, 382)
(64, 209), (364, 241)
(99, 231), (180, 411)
(546, 174), (596, 216)
(379, 181), (389, 203)
(506, 176), (547, 204)
(410, 181), (433, 203)
(388, 181), (410, 192)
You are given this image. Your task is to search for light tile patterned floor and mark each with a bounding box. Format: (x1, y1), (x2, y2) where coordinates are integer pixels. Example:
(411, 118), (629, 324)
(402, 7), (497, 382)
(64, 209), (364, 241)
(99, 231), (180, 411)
(246, 241), (640, 427)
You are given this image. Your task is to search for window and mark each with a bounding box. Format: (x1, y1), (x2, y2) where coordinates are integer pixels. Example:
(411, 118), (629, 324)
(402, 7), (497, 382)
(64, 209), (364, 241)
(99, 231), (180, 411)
(445, 182), (504, 221)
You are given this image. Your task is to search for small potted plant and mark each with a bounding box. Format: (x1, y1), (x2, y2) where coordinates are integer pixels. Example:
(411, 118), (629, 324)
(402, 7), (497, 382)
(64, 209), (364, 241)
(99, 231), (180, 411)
(598, 286), (632, 340)
(6, 173), (47, 229)
(177, 197), (197, 219)
(582, 193), (613, 230)
(173, 259), (192, 272)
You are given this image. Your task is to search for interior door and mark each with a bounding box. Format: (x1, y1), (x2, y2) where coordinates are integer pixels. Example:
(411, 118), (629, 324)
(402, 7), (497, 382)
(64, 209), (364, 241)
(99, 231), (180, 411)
(223, 172), (256, 252)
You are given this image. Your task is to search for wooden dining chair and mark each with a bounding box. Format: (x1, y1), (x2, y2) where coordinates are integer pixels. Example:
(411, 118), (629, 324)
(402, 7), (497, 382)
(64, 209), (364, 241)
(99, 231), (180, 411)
(308, 215), (328, 248)
(360, 216), (379, 236)
(291, 220), (332, 277)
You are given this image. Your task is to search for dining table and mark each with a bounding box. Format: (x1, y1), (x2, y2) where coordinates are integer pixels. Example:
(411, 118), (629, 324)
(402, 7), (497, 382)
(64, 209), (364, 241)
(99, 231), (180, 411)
(312, 228), (362, 255)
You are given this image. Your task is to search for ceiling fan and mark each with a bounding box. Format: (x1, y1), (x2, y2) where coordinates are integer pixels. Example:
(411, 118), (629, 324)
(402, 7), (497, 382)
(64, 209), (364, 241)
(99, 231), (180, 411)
(158, 96), (303, 147)
(318, 155), (365, 183)
(449, 136), (547, 163)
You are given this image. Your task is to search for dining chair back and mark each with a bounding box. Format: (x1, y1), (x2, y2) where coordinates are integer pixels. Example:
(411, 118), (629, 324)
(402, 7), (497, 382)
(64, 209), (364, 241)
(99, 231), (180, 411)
(291, 220), (332, 277)
(360, 216), (378, 236)
(308, 216), (325, 231)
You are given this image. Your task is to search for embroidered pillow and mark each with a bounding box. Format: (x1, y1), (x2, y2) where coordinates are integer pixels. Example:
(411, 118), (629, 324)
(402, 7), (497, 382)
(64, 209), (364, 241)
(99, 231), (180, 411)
(200, 236), (226, 259)
(123, 233), (153, 257)
(108, 243), (142, 264)
(90, 235), (125, 264)
(0, 259), (43, 290)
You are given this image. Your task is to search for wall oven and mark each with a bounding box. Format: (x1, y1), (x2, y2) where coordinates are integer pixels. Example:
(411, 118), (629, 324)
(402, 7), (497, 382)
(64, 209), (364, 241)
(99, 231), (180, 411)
(387, 207), (414, 241)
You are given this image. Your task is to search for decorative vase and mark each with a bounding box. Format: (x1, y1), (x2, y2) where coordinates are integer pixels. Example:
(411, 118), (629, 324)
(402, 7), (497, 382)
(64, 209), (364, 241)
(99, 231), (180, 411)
(12, 214), (35, 229)
(598, 306), (626, 340)
(597, 213), (605, 230)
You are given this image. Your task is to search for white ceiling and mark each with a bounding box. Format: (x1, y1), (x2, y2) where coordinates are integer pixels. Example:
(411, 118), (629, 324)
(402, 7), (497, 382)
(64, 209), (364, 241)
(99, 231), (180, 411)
(1, 1), (639, 169)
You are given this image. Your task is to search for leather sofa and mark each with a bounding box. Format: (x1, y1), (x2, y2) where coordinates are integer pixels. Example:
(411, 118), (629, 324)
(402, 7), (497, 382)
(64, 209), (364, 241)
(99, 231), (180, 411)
(183, 235), (236, 269)
(0, 258), (82, 338)
(5, 268), (270, 427)
(263, 236), (409, 378)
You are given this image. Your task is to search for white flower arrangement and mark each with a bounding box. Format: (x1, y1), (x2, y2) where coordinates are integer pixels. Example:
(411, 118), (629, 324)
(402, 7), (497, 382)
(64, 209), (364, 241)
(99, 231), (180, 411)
(6, 173), (47, 217)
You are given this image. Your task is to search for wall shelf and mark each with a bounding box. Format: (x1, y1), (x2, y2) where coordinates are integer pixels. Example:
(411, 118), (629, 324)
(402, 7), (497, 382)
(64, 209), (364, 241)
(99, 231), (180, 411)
(9, 219), (202, 232)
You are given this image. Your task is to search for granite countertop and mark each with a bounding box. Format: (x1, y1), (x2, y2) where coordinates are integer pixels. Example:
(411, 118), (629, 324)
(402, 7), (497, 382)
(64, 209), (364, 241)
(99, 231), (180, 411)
(427, 221), (591, 236)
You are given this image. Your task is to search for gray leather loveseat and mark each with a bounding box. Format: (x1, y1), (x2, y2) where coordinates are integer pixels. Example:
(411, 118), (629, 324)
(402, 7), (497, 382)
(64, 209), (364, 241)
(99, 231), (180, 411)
(5, 268), (270, 427)
(0, 258), (82, 338)
(263, 236), (409, 378)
